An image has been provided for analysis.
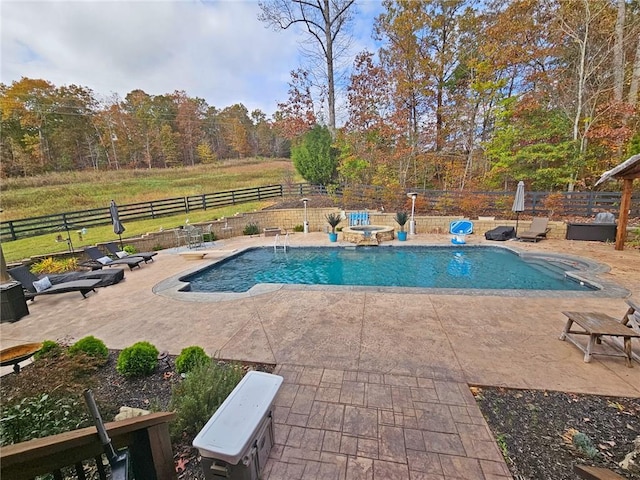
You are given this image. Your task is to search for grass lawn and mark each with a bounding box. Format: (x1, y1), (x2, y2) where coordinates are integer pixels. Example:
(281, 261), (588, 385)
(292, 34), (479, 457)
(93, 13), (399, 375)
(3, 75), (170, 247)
(1, 202), (272, 263)
(1, 158), (300, 262)
(1, 158), (297, 219)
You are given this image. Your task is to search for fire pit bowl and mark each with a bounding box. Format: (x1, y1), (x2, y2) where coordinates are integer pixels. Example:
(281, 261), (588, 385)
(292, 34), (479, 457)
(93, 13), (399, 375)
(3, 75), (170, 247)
(0, 343), (43, 373)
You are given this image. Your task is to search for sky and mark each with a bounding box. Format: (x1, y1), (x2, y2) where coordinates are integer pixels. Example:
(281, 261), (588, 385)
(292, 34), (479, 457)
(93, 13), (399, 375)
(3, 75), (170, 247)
(1, 0), (384, 117)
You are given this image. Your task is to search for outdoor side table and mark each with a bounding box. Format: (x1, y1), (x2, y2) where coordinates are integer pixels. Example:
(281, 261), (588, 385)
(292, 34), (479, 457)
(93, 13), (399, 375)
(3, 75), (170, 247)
(560, 311), (640, 367)
(1, 282), (29, 323)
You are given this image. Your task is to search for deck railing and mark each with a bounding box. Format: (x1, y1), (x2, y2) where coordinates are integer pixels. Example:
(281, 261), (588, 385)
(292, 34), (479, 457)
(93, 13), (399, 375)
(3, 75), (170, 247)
(0, 412), (177, 480)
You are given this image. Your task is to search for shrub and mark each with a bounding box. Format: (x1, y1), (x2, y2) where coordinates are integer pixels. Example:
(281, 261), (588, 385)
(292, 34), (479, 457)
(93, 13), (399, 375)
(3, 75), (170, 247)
(116, 341), (159, 377)
(0, 393), (87, 446)
(291, 125), (338, 185)
(30, 257), (78, 275)
(542, 192), (565, 219)
(68, 336), (109, 364)
(202, 232), (217, 242)
(34, 340), (64, 360)
(123, 245), (137, 254)
(243, 223), (260, 235)
(169, 361), (244, 440)
(293, 224), (304, 232)
(175, 346), (210, 374)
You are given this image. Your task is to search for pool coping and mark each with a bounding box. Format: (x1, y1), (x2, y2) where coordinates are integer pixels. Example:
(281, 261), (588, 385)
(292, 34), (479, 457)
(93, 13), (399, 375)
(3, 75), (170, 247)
(152, 244), (630, 303)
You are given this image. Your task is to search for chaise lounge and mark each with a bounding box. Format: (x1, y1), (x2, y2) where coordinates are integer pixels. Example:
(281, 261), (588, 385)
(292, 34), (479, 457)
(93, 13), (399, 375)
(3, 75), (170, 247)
(104, 242), (157, 263)
(83, 246), (144, 270)
(8, 265), (101, 300)
(519, 217), (551, 242)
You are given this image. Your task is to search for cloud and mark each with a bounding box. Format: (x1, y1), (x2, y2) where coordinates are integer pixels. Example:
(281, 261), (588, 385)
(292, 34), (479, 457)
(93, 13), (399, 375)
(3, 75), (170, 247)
(1, 0), (382, 117)
(1, 0), (304, 114)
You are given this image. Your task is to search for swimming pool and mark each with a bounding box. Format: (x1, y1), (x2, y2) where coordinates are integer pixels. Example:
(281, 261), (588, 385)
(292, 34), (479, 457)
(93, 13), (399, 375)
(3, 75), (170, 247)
(180, 246), (595, 293)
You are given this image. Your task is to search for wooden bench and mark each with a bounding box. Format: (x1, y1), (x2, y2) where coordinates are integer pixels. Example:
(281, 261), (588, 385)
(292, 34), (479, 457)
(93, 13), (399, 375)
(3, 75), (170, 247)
(560, 311), (640, 367)
(622, 299), (640, 329)
(574, 465), (626, 480)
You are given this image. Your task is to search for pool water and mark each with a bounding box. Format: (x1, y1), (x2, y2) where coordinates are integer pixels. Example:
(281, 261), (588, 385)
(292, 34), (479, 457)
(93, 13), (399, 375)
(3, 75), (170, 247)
(182, 246), (594, 293)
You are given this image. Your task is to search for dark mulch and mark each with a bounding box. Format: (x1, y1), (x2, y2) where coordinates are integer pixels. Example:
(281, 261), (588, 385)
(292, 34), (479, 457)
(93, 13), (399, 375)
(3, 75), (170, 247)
(474, 387), (640, 480)
(2, 352), (639, 479)
(0, 350), (274, 480)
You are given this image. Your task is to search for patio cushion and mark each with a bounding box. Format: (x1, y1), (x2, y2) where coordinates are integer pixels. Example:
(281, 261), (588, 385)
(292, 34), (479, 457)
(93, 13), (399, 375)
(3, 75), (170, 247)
(33, 276), (52, 292)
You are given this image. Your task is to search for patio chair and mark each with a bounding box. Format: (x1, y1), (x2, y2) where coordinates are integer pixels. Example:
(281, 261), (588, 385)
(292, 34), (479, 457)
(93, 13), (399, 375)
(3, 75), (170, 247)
(105, 242), (157, 263)
(8, 265), (100, 300)
(450, 220), (474, 245)
(519, 217), (550, 242)
(83, 246), (143, 270)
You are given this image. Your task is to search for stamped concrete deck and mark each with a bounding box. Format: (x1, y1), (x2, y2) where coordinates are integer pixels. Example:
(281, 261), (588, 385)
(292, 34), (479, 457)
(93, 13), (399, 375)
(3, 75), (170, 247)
(2, 233), (639, 479)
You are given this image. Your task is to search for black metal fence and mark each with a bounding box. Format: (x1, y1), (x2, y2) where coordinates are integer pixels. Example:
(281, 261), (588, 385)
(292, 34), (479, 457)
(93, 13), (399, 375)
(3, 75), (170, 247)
(1, 183), (637, 242)
(0, 183), (323, 242)
(335, 185), (639, 218)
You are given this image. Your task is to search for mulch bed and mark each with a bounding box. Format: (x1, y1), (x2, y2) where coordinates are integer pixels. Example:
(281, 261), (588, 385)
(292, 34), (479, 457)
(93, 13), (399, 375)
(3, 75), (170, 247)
(2, 352), (639, 479)
(474, 386), (640, 480)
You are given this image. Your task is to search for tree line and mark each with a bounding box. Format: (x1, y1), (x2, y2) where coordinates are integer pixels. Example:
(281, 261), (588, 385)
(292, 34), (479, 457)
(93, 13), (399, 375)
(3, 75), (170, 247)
(270, 0), (640, 192)
(0, 81), (292, 177)
(2, 0), (639, 193)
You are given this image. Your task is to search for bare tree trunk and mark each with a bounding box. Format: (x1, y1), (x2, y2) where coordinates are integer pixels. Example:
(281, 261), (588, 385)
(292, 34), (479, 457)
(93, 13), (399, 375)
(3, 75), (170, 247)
(629, 36), (640, 106)
(613, 0), (625, 102)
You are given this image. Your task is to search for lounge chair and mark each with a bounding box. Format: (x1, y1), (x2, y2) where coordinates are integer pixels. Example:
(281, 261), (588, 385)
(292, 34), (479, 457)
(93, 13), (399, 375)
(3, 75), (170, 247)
(83, 246), (143, 270)
(8, 265), (100, 300)
(450, 220), (474, 245)
(519, 217), (550, 242)
(105, 242), (157, 263)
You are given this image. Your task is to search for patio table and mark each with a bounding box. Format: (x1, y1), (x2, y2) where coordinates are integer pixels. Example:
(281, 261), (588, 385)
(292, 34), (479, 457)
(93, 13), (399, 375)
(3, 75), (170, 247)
(560, 311), (640, 367)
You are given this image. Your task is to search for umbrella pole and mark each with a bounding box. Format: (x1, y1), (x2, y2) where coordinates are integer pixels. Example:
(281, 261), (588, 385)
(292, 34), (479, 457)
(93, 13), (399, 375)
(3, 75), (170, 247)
(119, 234), (123, 250)
(515, 212), (520, 238)
(65, 225), (74, 253)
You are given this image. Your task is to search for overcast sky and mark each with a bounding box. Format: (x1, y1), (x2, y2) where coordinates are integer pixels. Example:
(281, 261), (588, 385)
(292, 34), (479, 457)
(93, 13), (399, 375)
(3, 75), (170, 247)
(1, 0), (383, 117)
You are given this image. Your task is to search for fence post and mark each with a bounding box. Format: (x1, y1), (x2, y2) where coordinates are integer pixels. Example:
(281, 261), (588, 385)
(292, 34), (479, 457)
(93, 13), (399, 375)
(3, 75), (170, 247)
(202, 194), (207, 211)
(231, 191), (236, 205)
(257, 187), (261, 200)
(587, 191), (594, 216)
(280, 185), (284, 198)
(184, 197), (189, 214)
(9, 221), (16, 241)
(531, 193), (538, 215)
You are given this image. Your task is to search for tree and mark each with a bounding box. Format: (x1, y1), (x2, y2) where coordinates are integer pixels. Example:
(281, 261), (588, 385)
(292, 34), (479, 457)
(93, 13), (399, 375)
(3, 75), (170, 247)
(291, 124), (338, 184)
(273, 69), (317, 141)
(258, 0), (356, 133)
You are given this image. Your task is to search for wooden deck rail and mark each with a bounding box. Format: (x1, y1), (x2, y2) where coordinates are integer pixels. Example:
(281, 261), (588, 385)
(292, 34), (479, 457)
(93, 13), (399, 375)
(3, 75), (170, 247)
(0, 412), (177, 480)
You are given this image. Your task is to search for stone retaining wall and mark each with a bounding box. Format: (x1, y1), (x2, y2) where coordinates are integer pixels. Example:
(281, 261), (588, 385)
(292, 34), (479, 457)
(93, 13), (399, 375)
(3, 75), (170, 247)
(13, 210), (590, 267)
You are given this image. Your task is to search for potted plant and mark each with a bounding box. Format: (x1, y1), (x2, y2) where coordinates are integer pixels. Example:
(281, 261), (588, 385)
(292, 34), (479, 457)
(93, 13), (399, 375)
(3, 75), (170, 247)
(395, 211), (409, 241)
(325, 213), (341, 242)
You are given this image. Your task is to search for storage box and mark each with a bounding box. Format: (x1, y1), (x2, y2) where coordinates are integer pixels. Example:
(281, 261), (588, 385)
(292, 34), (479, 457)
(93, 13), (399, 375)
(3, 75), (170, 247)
(566, 223), (617, 242)
(193, 371), (283, 480)
(1, 282), (29, 323)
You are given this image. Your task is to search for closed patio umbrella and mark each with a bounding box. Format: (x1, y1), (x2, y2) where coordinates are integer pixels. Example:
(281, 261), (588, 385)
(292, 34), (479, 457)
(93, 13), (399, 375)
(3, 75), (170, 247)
(512, 181), (525, 237)
(110, 200), (125, 249)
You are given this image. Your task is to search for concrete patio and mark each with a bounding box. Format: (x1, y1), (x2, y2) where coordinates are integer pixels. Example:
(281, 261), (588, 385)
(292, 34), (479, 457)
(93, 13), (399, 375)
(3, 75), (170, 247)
(2, 232), (639, 479)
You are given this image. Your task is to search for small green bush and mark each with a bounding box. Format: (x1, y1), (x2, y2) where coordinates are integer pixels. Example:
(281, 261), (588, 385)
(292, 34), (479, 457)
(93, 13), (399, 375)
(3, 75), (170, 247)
(243, 223), (260, 235)
(0, 394), (88, 446)
(116, 341), (159, 378)
(34, 340), (64, 360)
(169, 362), (244, 440)
(123, 245), (137, 254)
(175, 346), (210, 374)
(202, 232), (217, 242)
(293, 224), (304, 232)
(572, 431), (600, 459)
(68, 336), (108, 364)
